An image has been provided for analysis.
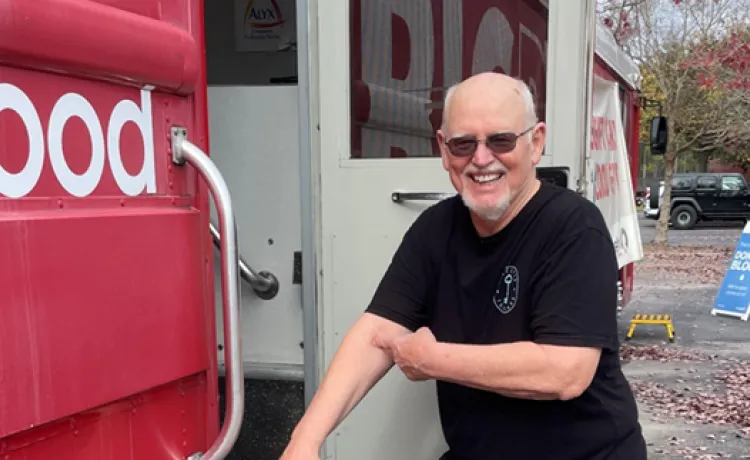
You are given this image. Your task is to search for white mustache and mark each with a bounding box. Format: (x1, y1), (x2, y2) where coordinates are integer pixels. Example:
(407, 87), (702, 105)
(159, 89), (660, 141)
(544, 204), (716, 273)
(463, 163), (508, 176)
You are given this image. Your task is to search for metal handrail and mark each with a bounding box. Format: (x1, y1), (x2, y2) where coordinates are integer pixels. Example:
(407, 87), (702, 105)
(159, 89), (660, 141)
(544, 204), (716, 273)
(171, 127), (243, 460)
(208, 223), (279, 300)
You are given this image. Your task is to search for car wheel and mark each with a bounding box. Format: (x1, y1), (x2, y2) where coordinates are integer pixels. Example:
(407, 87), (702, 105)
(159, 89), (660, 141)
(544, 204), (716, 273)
(671, 205), (697, 230)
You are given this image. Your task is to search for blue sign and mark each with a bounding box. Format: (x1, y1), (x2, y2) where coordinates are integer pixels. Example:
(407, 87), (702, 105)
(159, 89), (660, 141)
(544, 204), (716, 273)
(712, 222), (750, 321)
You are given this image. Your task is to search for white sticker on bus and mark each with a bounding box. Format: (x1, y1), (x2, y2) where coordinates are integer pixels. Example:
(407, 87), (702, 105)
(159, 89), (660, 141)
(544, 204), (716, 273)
(0, 83), (156, 198)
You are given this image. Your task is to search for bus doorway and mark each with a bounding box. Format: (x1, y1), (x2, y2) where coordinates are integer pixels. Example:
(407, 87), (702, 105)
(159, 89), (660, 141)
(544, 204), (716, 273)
(203, 1), (305, 458)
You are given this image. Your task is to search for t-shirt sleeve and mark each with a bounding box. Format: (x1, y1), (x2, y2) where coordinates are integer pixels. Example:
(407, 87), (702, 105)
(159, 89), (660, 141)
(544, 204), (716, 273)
(529, 226), (620, 351)
(364, 216), (435, 332)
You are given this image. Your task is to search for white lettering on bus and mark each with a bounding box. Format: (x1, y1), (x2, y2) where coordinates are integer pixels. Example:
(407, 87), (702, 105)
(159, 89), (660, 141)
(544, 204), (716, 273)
(0, 83), (156, 198)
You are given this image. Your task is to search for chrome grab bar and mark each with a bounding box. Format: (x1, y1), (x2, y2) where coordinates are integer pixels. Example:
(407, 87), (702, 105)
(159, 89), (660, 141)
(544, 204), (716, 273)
(391, 191), (455, 203)
(171, 127), (243, 460)
(208, 223), (279, 300)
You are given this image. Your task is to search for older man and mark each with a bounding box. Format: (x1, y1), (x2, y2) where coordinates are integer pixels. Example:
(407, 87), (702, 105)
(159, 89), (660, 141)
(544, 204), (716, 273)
(281, 72), (647, 460)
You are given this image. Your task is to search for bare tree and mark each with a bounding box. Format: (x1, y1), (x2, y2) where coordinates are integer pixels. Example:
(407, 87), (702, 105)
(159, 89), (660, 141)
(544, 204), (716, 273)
(599, 0), (750, 243)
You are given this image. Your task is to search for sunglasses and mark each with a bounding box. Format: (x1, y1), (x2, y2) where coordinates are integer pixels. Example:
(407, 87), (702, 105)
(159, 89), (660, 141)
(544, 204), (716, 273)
(444, 126), (535, 157)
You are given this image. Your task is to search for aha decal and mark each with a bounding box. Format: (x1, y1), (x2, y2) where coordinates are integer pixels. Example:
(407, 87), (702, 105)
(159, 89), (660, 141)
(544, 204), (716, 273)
(0, 83), (156, 199)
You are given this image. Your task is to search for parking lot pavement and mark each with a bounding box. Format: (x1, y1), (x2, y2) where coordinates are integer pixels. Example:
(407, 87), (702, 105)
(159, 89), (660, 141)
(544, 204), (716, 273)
(620, 238), (750, 459)
(638, 216), (744, 247)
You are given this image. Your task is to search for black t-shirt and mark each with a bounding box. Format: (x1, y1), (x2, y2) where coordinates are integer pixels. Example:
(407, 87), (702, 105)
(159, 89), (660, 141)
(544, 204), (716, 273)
(366, 182), (646, 460)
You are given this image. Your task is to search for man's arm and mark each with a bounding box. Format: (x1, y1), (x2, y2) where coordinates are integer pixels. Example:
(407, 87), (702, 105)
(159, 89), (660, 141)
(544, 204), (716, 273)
(388, 225), (618, 402)
(282, 209), (436, 457)
(423, 340), (600, 400)
(283, 313), (411, 454)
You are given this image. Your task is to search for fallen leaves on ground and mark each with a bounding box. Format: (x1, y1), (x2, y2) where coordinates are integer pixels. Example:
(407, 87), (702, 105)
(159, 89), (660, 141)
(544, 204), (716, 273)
(620, 343), (711, 363)
(652, 435), (750, 459)
(622, 344), (748, 428)
(637, 244), (735, 286)
(625, 240), (749, 457)
(631, 369), (749, 428)
(620, 343), (750, 458)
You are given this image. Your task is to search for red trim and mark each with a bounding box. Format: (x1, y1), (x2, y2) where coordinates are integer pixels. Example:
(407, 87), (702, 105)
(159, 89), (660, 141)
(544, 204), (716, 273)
(1, 375), (210, 459)
(193, 0), (221, 445)
(0, 0), (200, 94)
(628, 92), (641, 192)
(0, 0), (219, 455)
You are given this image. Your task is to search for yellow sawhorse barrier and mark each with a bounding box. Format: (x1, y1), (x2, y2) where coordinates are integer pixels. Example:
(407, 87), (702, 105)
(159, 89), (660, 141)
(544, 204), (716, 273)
(625, 313), (675, 343)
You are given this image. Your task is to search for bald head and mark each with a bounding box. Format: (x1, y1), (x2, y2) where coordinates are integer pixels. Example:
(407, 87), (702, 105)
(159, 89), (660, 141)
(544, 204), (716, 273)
(441, 73), (538, 134)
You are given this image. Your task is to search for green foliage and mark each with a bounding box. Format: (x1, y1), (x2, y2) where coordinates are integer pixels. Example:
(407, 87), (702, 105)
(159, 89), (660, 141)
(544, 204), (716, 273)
(638, 67), (664, 146)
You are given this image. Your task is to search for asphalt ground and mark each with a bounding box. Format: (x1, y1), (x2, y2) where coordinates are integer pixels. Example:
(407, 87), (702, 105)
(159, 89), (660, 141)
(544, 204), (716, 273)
(638, 216), (745, 247)
(620, 220), (749, 459)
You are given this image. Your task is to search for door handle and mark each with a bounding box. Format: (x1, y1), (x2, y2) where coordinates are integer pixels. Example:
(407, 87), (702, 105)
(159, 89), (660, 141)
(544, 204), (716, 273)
(391, 191), (455, 203)
(208, 223), (279, 300)
(170, 127), (243, 460)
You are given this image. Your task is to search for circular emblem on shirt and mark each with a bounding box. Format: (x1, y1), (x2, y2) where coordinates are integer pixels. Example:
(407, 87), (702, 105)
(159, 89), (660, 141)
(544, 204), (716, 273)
(493, 265), (519, 314)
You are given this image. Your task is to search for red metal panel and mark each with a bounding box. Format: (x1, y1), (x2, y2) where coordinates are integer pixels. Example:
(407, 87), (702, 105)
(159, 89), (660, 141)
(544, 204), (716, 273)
(0, 0), (219, 457)
(0, 0), (200, 94)
(594, 57), (615, 82)
(186, 0), (221, 447)
(1, 374), (209, 459)
(0, 208), (209, 437)
(627, 91), (641, 192)
(0, 65), (199, 201)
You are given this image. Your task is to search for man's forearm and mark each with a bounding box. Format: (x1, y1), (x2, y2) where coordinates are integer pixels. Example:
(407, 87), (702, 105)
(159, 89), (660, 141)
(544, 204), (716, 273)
(289, 313), (406, 448)
(424, 341), (591, 400)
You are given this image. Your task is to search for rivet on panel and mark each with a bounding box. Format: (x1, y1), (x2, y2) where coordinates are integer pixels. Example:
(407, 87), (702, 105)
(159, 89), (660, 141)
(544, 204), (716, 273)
(57, 199), (63, 208)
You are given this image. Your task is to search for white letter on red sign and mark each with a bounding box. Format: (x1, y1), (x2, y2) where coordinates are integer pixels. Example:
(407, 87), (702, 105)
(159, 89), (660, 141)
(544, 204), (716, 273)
(48, 93), (107, 197)
(0, 83), (45, 198)
(107, 89), (156, 196)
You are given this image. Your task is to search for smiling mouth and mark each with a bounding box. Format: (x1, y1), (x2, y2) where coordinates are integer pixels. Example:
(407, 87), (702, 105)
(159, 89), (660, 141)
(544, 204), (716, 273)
(469, 172), (504, 184)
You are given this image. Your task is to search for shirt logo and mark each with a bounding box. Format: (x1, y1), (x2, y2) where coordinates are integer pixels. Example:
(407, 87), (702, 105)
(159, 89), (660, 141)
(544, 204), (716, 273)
(493, 265), (519, 314)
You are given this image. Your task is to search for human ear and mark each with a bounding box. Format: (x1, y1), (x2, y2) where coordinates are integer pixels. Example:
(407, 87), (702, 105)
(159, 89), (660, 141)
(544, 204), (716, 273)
(437, 130), (450, 171)
(530, 123), (546, 165)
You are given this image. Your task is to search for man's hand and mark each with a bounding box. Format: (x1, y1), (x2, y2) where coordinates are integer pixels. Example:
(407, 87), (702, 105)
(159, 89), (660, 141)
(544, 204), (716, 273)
(279, 439), (320, 460)
(375, 327), (438, 381)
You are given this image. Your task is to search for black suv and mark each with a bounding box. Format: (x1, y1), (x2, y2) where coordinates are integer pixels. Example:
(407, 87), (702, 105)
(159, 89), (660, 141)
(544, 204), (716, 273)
(643, 172), (750, 229)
